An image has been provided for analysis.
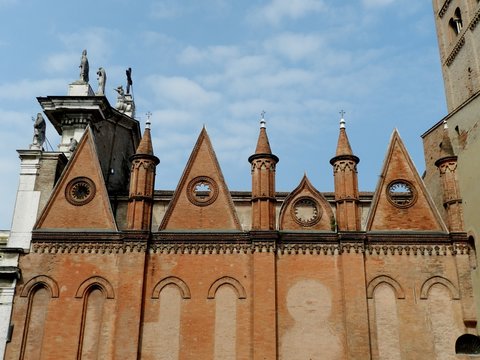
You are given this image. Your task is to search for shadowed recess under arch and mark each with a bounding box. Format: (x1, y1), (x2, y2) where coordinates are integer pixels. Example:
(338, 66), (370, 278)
(367, 275), (405, 299)
(75, 276), (115, 299)
(420, 275), (460, 300)
(152, 276), (191, 299)
(20, 275), (59, 298)
(207, 276), (247, 299)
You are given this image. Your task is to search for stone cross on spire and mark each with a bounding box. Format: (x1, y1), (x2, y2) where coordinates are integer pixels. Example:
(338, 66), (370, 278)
(339, 110), (346, 129)
(260, 110), (266, 128)
(146, 111), (152, 129)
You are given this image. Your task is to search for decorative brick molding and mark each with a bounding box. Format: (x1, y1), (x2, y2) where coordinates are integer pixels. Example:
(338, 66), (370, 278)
(30, 231), (470, 256)
(207, 276), (247, 299)
(75, 276), (115, 299)
(32, 240), (147, 254)
(419, 275), (460, 299)
(20, 275), (59, 298)
(152, 276), (191, 299)
(367, 275), (406, 299)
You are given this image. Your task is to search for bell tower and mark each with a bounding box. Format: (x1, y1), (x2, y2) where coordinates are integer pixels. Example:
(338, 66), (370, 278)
(330, 113), (360, 231)
(248, 113), (279, 230)
(432, 0), (480, 111)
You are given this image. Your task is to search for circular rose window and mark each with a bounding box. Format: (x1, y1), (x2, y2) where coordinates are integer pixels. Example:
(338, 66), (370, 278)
(186, 176), (219, 206)
(65, 177), (96, 206)
(386, 180), (417, 208)
(291, 196), (322, 227)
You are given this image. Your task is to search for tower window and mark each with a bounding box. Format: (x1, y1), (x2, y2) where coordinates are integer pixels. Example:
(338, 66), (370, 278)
(449, 8), (463, 36)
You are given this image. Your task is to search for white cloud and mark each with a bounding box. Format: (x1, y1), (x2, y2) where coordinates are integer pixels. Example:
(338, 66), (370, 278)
(265, 33), (323, 61)
(254, 0), (326, 25)
(148, 76), (221, 108)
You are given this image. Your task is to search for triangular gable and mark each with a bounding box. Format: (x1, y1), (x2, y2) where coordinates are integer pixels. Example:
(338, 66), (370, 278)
(159, 128), (241, 230)
(279, 174), (335, 231)
(35, 127), (117, 230)
(366, 130), (447, 232)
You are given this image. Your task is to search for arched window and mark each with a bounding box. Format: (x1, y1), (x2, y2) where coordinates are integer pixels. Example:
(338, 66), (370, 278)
(78, 286), (106, 359)
(19, 276), (59, 360)
(449, 7), (463, 36)
(455, 334), (480, 355)
(75, 277), (115, 359)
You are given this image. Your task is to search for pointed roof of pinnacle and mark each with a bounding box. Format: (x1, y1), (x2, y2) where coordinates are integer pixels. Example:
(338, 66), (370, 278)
(330, 111), (359, 165)
(255, 112), (273, 154)
(249, 111), (279, 163)
(439, 120), (455, 158)
(132, 113), (160, 164)
(136, 117), (154, 155)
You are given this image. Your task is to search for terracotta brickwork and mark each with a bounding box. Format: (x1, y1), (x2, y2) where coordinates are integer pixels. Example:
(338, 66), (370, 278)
(5, 115), (477, 359)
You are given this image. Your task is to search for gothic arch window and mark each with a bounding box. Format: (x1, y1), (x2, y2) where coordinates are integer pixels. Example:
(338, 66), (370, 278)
(208, 277), (247, 360)
(372, 284), (402, 360)
(75, 277), (115, 359)
(19, 276), (58, 360)
(213, 285), (238, 360)
(449, 7), (463, 37)
(146, 277), (191, 359)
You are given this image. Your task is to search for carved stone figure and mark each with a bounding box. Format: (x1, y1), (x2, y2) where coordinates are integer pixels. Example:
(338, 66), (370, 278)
(96, 67), (106, 95)
(126, 67), (133, 94)
(68, 138), (78, 153)
(79, 49), (89, 83)
(31, 113), (46, 150)
(115, 85), (125, 109)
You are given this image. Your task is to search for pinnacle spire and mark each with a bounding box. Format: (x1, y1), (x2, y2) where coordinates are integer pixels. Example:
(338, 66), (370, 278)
(439, 120), (455, 158)
(254, 111), (273, 155)
(335, 113), (354, 157)
(136, 114), (154, 155)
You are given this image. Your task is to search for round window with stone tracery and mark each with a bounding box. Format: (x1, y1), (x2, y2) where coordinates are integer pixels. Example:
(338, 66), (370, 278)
(291, 196), (322, 227)
(186, 176), (219, 206)
(386, 180), (417, 208)
(65, 177), (96, 206)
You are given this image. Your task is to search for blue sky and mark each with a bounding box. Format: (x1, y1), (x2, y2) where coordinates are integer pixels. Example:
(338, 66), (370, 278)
(0, 0), (447, 229)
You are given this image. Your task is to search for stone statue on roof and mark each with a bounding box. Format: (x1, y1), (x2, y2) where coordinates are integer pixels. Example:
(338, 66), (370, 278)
(96, 67), (106, 95)
(68, 137), (78, 153)
(126, 67), (133, 94)
(30, 113), (46, 150)
(79, 49), (89, 83)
